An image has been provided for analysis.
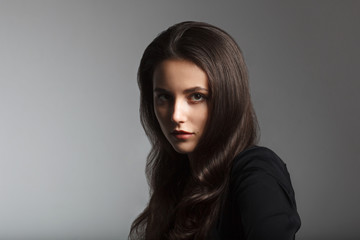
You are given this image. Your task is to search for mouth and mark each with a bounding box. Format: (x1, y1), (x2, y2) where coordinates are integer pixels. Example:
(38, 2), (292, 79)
(171, 130), (194, 140)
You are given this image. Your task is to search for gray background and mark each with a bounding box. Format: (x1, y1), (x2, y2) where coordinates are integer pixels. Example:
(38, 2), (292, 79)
(0, 1), (359, 239)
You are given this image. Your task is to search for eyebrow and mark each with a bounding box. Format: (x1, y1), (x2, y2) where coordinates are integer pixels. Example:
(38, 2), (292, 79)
(153, 87), (208, 93)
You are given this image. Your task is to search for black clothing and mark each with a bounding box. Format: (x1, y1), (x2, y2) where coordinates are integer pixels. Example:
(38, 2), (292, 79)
(211, 146), (301, 240)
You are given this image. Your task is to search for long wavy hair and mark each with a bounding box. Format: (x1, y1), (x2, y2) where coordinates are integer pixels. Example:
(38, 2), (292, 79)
(129, 21), (258, 240)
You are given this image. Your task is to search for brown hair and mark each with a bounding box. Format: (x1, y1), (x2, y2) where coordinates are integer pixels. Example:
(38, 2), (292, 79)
(129, 21), (258, 240)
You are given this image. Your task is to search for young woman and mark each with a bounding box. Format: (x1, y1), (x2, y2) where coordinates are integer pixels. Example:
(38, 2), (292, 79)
(129, 21), (301, 240)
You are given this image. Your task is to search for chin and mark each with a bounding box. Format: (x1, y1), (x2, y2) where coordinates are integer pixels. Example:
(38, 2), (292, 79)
(171, 143), (195, 155)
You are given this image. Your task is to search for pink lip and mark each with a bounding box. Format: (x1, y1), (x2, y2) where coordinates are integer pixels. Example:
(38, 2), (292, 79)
(171, 130), (194, 140)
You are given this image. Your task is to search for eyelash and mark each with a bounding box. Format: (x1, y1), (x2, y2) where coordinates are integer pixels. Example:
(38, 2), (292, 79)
(156, 93), (207, 104)
(157, 94), (171, 101)
(189, 93), (207, 103)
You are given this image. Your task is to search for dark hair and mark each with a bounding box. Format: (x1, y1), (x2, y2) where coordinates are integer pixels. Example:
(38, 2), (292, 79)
(129, 21), (258, 240)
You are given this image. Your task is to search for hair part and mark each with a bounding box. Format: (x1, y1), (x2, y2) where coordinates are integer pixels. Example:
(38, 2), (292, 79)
(130, 21), (259, 240)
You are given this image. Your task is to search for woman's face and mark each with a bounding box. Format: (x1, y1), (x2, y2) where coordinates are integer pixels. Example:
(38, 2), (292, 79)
(153, 59), (209, 155)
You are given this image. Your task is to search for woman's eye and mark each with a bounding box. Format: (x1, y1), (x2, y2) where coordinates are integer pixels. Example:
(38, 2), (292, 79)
(157, 94), (171, 102)
(190, 93), (206, 102)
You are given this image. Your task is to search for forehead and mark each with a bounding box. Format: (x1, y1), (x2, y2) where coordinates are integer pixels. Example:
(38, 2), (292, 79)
(153, 59), (208, 89)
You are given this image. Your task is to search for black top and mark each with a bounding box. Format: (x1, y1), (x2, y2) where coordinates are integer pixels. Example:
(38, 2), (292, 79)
(210, 146), (301, 240)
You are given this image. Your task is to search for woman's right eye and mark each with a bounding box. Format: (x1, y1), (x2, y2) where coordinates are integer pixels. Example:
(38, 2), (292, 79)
(157, 94), (171, 102)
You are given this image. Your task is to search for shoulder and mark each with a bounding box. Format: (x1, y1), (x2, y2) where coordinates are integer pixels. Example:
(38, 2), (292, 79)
(229, 145), (298, 210)
(225, 146), (301, 238)
(232, 146), (286, 173)
(214, 146), (301, 239)
(231, 146), (293, 195)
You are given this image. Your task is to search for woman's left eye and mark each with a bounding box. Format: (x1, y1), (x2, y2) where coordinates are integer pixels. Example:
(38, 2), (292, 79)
(189, 93), (206, 102)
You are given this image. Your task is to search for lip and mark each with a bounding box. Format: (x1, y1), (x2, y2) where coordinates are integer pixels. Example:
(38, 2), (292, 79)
(171, 130), (194, 140)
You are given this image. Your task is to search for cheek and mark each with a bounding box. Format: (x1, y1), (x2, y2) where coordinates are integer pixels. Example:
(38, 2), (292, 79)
(154, 105), (167, 127)
(200, 113), (208, 129)
(193, 105), (209, 129)
(154, 106), (161, 124)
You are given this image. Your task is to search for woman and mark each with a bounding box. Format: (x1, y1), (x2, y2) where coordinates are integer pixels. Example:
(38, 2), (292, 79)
(129, 21), (301, 240)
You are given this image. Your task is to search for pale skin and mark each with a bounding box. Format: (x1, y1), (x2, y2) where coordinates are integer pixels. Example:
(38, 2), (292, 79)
(153, 59), (209, 161)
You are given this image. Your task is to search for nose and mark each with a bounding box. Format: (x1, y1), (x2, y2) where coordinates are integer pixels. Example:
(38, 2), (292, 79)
(171, 99), (187, 123)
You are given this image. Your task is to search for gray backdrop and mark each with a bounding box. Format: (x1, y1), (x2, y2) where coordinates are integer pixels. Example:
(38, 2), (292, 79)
(0, 1), (359, 240)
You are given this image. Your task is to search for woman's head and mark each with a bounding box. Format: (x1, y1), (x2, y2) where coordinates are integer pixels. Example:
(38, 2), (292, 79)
(153, 59), (209, 155)
(138, 21), (258, 160)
